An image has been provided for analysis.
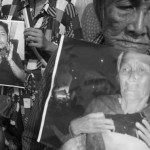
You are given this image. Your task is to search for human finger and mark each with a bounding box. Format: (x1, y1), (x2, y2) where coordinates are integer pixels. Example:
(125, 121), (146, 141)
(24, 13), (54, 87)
(136, 122), (150, 138)
(25, 27), (41, 33)
(82, 113), (115, 131)
(26, 36), (40, 42)
(89, 118), (115, 130)
(86, 112), (105, 119)
(136, 122), (150, 147)
(26, 36), (43, 48)
(24, 30), (42, 38)
(80, 116), (115, 133)
(137, 130), (150, 147)
(142, 119), (150, 132)
(89, 117), (114, 126)
(27, 42), (42, 48)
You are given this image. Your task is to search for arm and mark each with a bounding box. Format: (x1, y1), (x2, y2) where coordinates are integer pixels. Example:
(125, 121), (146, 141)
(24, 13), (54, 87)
(7, 43), (25, 82)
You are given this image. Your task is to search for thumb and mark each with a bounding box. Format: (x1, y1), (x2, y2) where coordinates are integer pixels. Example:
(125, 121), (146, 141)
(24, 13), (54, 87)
(9, 42), (13, 52)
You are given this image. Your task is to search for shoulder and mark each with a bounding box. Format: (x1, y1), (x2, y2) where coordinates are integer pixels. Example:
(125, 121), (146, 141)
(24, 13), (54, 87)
(85, 94), (120, 114)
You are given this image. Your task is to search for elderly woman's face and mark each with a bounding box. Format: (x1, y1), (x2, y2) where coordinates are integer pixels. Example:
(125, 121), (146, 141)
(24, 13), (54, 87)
(119, 53), (150, 101)
(103, 0), (150, 53)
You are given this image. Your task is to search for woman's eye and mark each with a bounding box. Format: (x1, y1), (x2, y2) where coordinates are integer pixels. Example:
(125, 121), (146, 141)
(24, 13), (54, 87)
(138, 67), (145, 73)
(117, 5), (135, 11)
(121, 67), (130, 73)
(0, 33), (6, 36)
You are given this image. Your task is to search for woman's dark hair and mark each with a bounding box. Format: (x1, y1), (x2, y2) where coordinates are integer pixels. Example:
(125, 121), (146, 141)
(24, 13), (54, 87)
(0, 21), (9, 35)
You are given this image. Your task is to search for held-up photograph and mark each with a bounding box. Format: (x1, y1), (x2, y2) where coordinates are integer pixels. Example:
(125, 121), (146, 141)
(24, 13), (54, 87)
(0, 19), (25, 88)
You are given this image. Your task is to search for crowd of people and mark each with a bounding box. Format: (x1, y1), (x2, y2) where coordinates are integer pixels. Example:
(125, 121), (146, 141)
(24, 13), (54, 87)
(0, 0), (149, 150)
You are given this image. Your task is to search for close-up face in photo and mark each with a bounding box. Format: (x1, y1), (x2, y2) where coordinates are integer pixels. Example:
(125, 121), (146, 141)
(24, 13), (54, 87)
(119, 52), (150, 102)
(102, 0), (150, 53)
(0, 25), (8, 49)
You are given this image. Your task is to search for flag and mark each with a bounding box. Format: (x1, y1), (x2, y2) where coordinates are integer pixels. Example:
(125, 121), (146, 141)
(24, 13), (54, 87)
(7, 0), (19, 20)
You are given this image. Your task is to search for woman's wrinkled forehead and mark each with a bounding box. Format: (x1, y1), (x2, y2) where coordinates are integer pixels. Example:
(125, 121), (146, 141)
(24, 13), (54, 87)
(104, 0), (150, 6)
(121, 52), (150, 67)
(104, 0), (150, 3)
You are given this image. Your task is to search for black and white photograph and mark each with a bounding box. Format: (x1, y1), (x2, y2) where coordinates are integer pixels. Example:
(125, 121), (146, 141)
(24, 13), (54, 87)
(0, 0), (150, 150)
(0, 19), (24, 88)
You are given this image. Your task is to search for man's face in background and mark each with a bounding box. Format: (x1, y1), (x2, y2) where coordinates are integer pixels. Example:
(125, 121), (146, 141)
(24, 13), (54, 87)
(102, 0), (150, 53)
(0, 25), (8, 49)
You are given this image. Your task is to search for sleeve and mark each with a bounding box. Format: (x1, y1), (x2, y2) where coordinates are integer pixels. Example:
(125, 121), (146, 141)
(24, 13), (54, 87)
(62, 2), (82, 39)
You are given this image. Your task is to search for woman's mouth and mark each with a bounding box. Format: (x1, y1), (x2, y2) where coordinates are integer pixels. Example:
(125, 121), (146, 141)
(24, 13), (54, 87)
(115, 39), (150, 50)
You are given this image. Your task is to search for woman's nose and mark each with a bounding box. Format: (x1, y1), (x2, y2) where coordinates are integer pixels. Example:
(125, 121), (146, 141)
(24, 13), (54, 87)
(128, 70), (139, 81)
(126, 10), (147, 38)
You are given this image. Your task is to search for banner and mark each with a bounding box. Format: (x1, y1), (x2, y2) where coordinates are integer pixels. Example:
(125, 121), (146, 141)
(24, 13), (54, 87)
(37, 37), (119, 148)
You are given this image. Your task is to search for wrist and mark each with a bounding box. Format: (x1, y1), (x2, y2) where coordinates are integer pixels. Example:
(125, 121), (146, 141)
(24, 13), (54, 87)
(69, 119), (81, 137)
(44, 41), (58, 52)
(7, 56), (12, 62)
